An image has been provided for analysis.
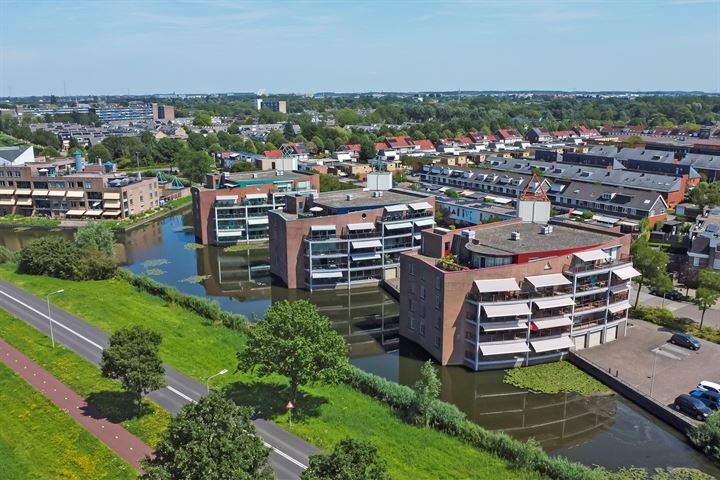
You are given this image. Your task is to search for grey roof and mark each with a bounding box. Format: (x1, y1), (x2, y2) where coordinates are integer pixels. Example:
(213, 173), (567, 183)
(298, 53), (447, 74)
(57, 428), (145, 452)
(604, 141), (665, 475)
(551, 180), (667, 212)
(616, 148), (675, 164)
(420, 165), (552, 194)
(464, 221), (616, 256)
(0, 145), (31, 163)
(586, 145), (619, 157)
(484, 156), (683, 193)
(679, 153), (720, 171)
(313, 189), (428, 210)
(688, 235), (711, 255)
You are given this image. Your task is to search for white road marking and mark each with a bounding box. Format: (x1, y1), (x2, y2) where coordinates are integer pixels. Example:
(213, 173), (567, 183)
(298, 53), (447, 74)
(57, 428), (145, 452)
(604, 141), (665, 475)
(0, 287), (308, 471)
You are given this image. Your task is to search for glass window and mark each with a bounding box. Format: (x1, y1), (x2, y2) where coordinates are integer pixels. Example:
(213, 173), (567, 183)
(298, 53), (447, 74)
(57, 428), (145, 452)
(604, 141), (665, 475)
(84, 182), (93, 189)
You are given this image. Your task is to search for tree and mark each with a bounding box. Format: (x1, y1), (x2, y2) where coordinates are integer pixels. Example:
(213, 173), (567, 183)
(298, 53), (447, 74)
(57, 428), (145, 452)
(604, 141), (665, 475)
(335, 108), (360, 127)
(266, 129), (286, 148)
(187, 132), (208, 151)
(18, 237), (82, 279)
(193, 112), (212, 127)
(445, 188), (460, 198)
(237, 300), (349, 402)
(412, 360), (440, 428)
(694, 269), (720, 329)
(301, 438), (389, 480)
(623, 135), (644, 147)
(689, 182), (720, 210)
(631, 237), (671, 307)
(175, 149), (214, 183)
(74, 221), (115, 256)
(230, 161), (256, 172)
(227, 122), (240, 134)
(87, 144), (112, 163)
(141, 392), (272, 480)
(360, 141), (376, 161)
(41, 146), (61, 158)
(100, 326), (165, 405)
(283, 122), (296, 139)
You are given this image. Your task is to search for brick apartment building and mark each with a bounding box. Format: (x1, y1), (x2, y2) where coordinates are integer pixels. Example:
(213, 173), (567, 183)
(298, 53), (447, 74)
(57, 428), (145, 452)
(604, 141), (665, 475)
(191, 170), (320, 245)
(399, 195), (638, 371)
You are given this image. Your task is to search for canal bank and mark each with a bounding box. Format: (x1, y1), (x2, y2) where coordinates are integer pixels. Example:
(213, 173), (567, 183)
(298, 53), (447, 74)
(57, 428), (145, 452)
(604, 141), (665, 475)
(1, 211), (719, 475)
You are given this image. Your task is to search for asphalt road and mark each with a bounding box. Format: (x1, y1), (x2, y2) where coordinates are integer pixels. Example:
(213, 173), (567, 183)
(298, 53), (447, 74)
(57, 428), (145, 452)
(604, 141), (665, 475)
(0, 279), (319, 479)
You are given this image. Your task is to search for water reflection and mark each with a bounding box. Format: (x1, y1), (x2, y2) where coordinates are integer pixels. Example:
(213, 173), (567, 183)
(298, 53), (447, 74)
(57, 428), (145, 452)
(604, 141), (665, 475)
(2, 213), (718, 474)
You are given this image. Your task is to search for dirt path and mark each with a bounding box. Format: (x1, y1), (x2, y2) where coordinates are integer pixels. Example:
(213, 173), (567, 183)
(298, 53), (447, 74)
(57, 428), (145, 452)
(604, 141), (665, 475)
(0, 338), (152, 472)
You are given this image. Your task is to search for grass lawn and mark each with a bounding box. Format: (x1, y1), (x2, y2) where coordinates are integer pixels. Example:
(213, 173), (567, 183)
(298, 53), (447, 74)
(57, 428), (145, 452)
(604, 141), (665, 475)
(0, 214), (62, 227)
(0, 267), (539, 479)
(0, 309), (170, 446)
(503, 361), (611, 395)
(0, 363), (136, 480)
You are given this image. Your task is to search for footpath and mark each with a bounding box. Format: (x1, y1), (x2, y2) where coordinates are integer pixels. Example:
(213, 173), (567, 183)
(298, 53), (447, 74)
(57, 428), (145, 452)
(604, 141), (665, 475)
(0, 338), (152, 472)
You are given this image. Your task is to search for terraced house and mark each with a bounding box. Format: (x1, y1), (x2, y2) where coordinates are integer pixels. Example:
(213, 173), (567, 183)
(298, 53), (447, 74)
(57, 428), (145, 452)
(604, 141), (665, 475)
(399, 195), (638, 371)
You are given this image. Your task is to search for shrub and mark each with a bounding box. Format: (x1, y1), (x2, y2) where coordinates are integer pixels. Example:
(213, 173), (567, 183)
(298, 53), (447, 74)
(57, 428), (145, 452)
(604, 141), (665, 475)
(688, 412), (720, 464)
(18, 237), (82, 279)
(74, 221), (116, 256)
(78, 248), (119, 280)
(631, 306), (720, 345)
(0, 245), (17, 264)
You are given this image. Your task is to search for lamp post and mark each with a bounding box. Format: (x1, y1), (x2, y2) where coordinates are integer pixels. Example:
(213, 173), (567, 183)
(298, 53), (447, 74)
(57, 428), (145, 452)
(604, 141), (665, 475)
(649, 345), (663, 398)
(46, 289), (64, 348)
(206, 368), (228, 394)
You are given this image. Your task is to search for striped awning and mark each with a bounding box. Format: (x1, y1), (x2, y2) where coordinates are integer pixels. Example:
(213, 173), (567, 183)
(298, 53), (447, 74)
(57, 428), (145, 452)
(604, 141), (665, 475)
(102, 210), (122, 217)
(14, 189), (32, 196)
(48, 190), (66, 197)
(0, 199), (15, 206)
(530, 335), (574, 353)
(84, 210), (103, 217)
(103, 192), (121, 200)
(351, 240), (382, 249)
(65, 209), (86, 216)
(479, 340), (530, 356)
(483, 303), (531, 318)
(66, 191), (85, 198)
(15, 198), (33, 206)
(385, 222), (413, 230)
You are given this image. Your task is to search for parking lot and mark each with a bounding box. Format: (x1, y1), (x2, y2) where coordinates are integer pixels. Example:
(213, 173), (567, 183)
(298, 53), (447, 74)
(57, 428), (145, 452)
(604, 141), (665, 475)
(576, 319), (720, 410)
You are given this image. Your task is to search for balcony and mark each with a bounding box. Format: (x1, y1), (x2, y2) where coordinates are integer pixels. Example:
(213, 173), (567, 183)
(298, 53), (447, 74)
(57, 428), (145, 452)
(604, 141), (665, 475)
(574, 298), (607, 313)
(564, 254), (632, 275)
(381, 210), (433, 223)
(467, 291), (532, 304)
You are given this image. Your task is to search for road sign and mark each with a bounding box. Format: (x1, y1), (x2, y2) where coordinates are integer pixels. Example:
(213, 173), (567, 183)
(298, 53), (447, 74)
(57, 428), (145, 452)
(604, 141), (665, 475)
(285, 400), (295, 410)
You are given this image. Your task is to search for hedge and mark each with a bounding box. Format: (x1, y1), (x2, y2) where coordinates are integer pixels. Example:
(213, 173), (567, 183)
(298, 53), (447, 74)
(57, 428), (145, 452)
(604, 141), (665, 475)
(116, 270), (249, 333)
(630, 306), (720, 345)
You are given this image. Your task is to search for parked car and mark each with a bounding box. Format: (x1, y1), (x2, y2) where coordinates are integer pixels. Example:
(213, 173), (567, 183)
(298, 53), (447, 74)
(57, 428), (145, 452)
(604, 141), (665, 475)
(697, 381), (720, 394)
(674, 394), (713, 421)
(670, 332), (701, 350)
(649, 288), (684, 301)
(690, 390), (720, 410)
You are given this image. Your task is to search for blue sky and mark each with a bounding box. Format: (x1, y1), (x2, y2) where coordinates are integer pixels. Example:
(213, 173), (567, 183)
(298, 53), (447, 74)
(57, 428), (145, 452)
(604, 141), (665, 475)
(1, 0), (718, 96)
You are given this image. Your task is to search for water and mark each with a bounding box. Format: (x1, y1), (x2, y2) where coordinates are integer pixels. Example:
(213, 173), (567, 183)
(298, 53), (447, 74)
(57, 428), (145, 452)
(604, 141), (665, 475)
(2, 213), (718, 475)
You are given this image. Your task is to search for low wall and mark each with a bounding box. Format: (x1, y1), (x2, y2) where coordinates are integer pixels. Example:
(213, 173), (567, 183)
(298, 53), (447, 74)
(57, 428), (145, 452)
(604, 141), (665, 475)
(569, 352), (696, 434)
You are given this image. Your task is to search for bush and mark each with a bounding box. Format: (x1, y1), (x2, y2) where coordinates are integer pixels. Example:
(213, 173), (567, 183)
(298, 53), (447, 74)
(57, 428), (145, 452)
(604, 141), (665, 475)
(17, 237), (117, 280)
(0, 245), (17, 264)
(631, 306), (720, 345)
(688, 412), (720, 464)
(116, 270), (248, 332)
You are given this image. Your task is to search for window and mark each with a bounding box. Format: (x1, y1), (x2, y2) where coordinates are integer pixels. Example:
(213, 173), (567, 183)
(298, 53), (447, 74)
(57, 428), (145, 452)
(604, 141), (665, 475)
(435, 275), (441, 289)
(419, 321), (425, 337)
(409, 315), (415, 330)
(420, 285), (426, 300)
(435, 295), (441, 309)
(84, 182), (93, 189)
(408, 298), (413, 312)
(434, 335), (441, 349)
(15, 171), (21, 177)
(409, 263), (414, 275)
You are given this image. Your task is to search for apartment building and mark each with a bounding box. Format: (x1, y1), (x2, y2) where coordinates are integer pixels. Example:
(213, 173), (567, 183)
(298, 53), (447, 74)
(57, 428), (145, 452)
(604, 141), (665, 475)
(268, 182), (436, 290)
(191, 170), (320, 245)
(0, 145), (35, 166)
(0, 152), (159, 219)
(399, 197), (637, 371)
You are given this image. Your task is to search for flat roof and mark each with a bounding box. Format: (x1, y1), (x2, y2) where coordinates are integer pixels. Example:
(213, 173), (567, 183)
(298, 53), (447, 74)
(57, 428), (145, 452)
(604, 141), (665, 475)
(464, 221), (616, 256)
(313, 189), (430, 210)
(224, 170), (307, 182)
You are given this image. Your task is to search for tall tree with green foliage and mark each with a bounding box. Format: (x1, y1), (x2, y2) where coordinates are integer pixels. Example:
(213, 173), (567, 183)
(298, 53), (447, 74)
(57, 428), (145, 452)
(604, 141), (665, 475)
(359, 140), (376, 161)
(74, 221), (115, 256)
(412, 360), (441, 428)
(266, 129), (286, 148)
(100, 326), (165, 405)
(87, 144), (112, 163)
(237, 300), (349, 402)
(141, 392), (272, 480)
(694, 269), (720, 329)
(631, 237), (671, 307)
(689, 182), (720, 210)
(175, 149), (214, 183)
(301, 438), (389, 480)
(192, 112), (212, 127)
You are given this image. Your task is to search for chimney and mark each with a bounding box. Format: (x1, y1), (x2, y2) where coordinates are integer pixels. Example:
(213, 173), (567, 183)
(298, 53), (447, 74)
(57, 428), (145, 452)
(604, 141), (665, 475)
(510, 231), (521, 241)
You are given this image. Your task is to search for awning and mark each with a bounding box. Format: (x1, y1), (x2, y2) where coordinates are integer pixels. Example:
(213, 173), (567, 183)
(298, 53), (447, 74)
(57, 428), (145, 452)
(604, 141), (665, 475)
(483, 303), (531, 318)
(594, 215), (620, 225)
(414, 218), (435, 227)
(491, 196), (513, 205)
(413, 233), (421, 240)
(525, 273), (571, 289)
(531, 316), (572, 330)
(85, 210), (103, 217)
(347, 222), (375, 231)
(65, 209), (86, 216)
(216, 195), (238, 203)
(104, 201), (121, 209)
(47, 190), (66, 197)
(15, 198), (32, 206)
(352, 239), (382, 249)
(102, 210), (122, 217)
(385, 222), (413, 230)
(14, 189), (32, 196)
(351, 252), (381, 261)
(609, 283), (630, 294)
(409, 201), (432, 210)
(0, 199), (15, 206)
(479, 340), (530, 356)
(244, 193), (267, 200)
(66, 191), (85, 198)
(480, 320), (527, 332)
(533, 296), (574, 310)
(384, 204), (407, 212)
(102, 192), (121, 200)
(574, 249), (610, 262)
(217, 229), (244, 237)
(608, 301), (631, 314)
(613, 265), (640, 280)
(247, 217), (269, 225)
(570, 209), (586, 216)
(312, 271), (343, 279)
(530, 335), (574, 353)
(310, 224), (336, 232)
(0, 188), (15, 195)
(473, 278), (520, 293)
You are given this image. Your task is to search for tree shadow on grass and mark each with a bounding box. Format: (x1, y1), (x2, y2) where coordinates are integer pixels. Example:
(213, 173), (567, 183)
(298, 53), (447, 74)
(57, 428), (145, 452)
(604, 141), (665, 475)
(82, 391), (153, 423)
(223, 380), (326, 421)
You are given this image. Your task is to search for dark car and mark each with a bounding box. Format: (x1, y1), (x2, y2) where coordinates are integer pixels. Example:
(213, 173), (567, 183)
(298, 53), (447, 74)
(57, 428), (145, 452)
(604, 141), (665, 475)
(674, 394), (713, 421)
(690, 390), (720, 410)
(649, 288), (684, 301)
(670, 332), (701, 350)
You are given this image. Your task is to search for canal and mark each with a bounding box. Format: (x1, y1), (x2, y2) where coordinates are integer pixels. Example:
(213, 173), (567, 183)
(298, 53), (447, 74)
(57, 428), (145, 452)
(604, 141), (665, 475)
(1, 213), (718, 474)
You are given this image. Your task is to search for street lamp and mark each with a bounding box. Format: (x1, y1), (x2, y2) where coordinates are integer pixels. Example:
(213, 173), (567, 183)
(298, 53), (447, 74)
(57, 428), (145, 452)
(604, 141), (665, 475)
(206, 368), (228, 394)
(46, 289), (64, 348)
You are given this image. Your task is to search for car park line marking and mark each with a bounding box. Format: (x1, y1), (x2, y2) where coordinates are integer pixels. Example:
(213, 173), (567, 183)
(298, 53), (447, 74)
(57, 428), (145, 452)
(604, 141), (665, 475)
(664, 344), (692, 357)
(652, 346), (683, 361)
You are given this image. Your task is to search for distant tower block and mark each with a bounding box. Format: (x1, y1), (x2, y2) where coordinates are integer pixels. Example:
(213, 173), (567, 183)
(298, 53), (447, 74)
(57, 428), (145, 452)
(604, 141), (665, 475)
(517, 173), (550, 224)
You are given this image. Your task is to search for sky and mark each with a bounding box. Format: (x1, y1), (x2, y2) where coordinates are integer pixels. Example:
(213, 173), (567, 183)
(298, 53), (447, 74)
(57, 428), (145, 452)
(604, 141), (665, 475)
(0, 0), (719, 96)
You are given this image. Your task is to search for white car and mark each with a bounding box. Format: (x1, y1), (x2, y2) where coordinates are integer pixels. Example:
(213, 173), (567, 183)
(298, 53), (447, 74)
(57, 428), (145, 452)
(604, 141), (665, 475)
(697, 381), (720, 394)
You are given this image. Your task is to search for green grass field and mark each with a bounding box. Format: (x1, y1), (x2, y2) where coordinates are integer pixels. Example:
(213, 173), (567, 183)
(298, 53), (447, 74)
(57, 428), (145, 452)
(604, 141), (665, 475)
(0, 363), (136, 480)
(0, 309), (170, 446)
(0, 267), (539, 479)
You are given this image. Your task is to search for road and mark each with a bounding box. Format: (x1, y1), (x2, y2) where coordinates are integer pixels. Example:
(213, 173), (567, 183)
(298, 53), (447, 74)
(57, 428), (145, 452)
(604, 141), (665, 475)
(0, 279), (319, 479)
(634, 283), (720, 329)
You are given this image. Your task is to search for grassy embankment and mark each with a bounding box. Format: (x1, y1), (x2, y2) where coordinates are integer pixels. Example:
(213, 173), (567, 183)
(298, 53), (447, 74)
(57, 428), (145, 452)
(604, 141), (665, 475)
(0, 214), (62, 227)
(0, 363), (136, 480)
(0, 266), (539, 480)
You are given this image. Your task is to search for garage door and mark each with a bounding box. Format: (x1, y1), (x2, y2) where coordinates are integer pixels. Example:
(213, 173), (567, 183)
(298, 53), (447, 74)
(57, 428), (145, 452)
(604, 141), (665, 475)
(605, 326), (617, 343)
(588, 331), (602, 348)
(573, 335), (586, 350)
